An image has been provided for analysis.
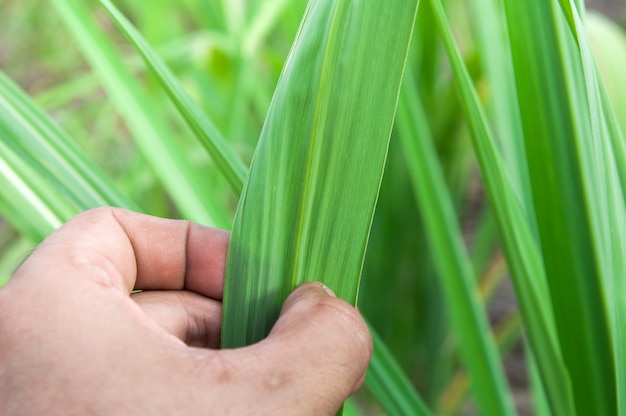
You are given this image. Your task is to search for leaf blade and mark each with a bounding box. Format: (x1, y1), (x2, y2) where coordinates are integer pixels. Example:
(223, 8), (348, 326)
(396, 75), (515, 416)
(502, 0), (626, 413)
(221, 0), (419, 347)
(427, 0), (577, 413)
(53, 0), (229, 227)
(99, 0), (248, 194)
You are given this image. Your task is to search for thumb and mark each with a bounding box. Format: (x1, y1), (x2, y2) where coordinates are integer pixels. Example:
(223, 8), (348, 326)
(249, 282), (373, 415)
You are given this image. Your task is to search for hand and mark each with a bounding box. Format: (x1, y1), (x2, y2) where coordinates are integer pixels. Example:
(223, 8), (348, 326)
(0, 207), (372, 415)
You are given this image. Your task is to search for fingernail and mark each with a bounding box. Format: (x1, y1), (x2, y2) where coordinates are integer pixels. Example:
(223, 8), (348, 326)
(319, 283), (336, 298)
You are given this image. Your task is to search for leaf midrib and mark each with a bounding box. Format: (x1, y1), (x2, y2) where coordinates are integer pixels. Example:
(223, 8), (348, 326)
(290, 0), (344, 293)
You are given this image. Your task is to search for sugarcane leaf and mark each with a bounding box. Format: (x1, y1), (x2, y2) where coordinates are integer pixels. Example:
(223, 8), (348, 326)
(503, 0), (626, 414)
(467, 0), (533, 216)
(99, 0), (247, 194)
(0, 141), (65, 242)
(396, 74), (515, 416)
(0, 70), (142, 242)
(52, 0), (230, 227)
(243, 0), (296, 57)
(221, 0), (419, 348)
(427, 0), (577, 414)
(0, 71), (138, 213)
(365, 323), (432, 416)
(561, 4), (626, 413)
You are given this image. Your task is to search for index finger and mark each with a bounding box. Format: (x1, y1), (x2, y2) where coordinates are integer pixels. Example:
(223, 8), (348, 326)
(13, 207), (229, 299)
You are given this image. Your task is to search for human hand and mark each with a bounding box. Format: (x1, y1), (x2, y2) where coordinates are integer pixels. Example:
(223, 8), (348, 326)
(0, 208), (372, 415)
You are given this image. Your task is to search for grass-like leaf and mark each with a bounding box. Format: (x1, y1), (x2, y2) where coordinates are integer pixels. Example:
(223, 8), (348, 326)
(0, 143), (65, 242)
(588, 13), (626, 138)
(365, 324), (432, 416)
(503, 0), (626, 413)
(99, 0), (248, 194)
(221, 0), (419, 346)
(396, 74), (515, 416)
(468, 0), (533, 214)
(52, 0), (230, 227)
(0, 71), (138, 213)
(243, 0), (296, 57)
(0, 71), (139, 241)
(428, 0), (577, 413)
(559, 3), (626, 413)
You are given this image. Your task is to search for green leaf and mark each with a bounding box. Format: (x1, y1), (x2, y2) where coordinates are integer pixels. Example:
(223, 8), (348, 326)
(589, 14), (626, 122)
(0, 71), (139, 241)
(52, 0), (230, 227)
(427, 0), (576, 413)
(559, 4), (626, 414)
(221, 0), (419, 347)
(99, 0), (248, 194)
(586, 13), (626, 194)
(243, 0), (297, 58)
(0, 71), (138, 212)
(0, 141), (65, 242)
(467, 0), (533, 215)
(365, 324), (432, 416)
(396, 74), (515, 416)
(437, 312), (522, 414)
(503, 0), (626, 414)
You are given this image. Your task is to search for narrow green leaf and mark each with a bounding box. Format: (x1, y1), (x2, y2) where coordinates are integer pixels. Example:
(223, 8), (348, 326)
(467, 0), (533, 215)
(559, 9), (626, 412)
(221, 0), (419, 347)
(503, 0), (626, 414)
(52, 0), (230, 227)
(0, 71), (138, 212)
(365, 324), (432, 416)
(0, 68), (145, 244)
(598, 69), (626, 197)
(437, 312), (522, 414)
(528, 348), (553, 416)
(0, 143), (64, 242)
(243, 0), (296, 57)
(396, 75), (515, 416)
(427, 0), (576, 413)
(99, 0), (248, 194)
(578, 12), (626, 215)
(558, 4), (626, 413)
(470, 208), (499, 276)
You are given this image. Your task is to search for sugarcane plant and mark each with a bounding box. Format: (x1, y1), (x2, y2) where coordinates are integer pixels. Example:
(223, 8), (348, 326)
(1, 0), (625, 414)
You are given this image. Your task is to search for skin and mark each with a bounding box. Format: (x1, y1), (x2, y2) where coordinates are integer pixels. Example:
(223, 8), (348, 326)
(0, 207), (373, 415)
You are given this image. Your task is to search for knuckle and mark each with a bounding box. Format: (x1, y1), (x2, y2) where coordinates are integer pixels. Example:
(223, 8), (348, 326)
(67, 249), (118, 288)
(302, 295), (373, 361)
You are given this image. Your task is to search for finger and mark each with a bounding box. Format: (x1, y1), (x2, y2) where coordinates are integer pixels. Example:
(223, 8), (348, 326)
(200, 282), (373, 415)
(266, 282), (372, 396)
(132, 290), (222, 348)
(13, 207), (229, 298)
